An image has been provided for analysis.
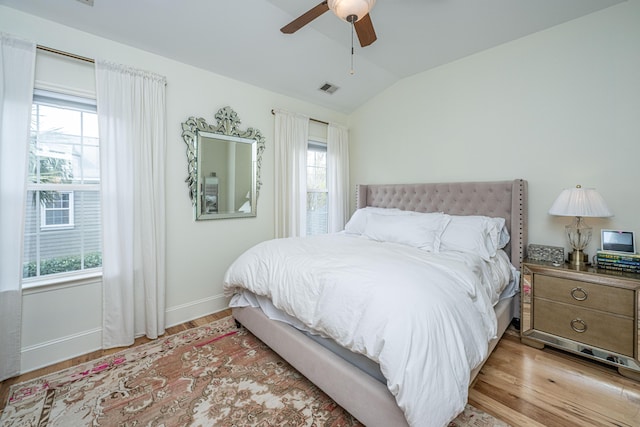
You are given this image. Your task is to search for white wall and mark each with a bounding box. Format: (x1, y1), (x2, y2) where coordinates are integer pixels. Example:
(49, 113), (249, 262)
(0, 6), (347, 373)
(348, 1), (640, 261)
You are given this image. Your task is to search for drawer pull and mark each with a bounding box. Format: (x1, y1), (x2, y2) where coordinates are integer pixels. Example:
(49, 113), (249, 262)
(570, 287), (588, 301)
(570, 318), (587, 333)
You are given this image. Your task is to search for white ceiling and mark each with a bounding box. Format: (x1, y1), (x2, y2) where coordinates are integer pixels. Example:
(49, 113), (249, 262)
(1, 0), (624, 113)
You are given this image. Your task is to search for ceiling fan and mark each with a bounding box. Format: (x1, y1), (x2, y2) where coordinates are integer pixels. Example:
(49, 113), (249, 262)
(280, 0), (377, 47)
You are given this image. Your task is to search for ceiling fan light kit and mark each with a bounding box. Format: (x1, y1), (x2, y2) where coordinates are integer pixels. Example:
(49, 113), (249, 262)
(328, 0), (376, 22)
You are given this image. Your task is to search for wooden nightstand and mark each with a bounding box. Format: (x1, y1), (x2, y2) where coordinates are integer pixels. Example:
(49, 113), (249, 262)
(521, 259), (640, 380)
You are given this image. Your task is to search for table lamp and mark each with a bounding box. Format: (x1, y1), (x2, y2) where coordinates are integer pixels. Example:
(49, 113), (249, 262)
(548, 185), (612, 267)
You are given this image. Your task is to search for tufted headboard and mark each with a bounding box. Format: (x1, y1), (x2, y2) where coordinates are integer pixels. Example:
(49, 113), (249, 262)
(355, 179), (528, 270)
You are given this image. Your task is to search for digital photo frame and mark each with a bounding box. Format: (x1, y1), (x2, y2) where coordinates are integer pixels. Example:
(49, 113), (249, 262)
(601, 229), (636, 254)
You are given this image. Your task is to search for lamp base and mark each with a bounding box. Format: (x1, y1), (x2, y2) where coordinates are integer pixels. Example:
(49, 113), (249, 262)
(568, 250), (589, 268)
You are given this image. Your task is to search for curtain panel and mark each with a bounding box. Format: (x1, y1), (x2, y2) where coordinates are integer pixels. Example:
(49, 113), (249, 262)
(96, 61), (167, 348)
(274, 110), (309, 238)
(327, 124), (350, 233)
(0, 33), (36, 381)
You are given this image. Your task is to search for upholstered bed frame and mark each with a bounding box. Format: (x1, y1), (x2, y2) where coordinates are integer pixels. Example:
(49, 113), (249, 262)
(232, 179), (528, 426)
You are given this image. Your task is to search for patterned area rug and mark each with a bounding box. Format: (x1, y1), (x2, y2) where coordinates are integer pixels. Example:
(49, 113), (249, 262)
(1, 316), (508, 426)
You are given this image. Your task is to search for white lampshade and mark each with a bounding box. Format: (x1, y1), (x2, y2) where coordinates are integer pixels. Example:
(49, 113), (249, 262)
(328, 0), (376, 22)
(548, 185), (612, 218)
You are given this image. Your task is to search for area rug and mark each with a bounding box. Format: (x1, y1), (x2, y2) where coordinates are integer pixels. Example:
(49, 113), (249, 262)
(0, 316), (508, 426)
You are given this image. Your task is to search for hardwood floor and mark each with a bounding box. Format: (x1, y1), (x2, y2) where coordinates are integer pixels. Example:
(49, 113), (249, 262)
(2, 312), (639, 426)
(469, 329), (640, 427)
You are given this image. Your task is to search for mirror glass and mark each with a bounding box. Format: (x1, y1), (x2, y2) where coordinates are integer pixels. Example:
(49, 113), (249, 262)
(182, 107), (265, 220)
(197, 132), (255, 219)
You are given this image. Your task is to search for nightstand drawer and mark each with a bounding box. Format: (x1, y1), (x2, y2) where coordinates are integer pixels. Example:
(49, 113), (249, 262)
(533, 299), (634, 357)
(535, 274), (634, 316)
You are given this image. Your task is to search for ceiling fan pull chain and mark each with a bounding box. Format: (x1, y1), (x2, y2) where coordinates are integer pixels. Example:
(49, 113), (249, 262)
(350, 17), (355, 75)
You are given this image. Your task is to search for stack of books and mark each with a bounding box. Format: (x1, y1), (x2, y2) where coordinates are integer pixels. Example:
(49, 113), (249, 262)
(596, 251), (640, 273)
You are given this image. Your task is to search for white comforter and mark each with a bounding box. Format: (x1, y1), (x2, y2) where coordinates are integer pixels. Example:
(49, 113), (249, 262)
(223, 233), (508, 427)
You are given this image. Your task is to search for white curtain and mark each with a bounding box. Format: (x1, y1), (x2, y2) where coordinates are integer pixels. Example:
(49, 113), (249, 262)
(96, 61), (167, 348)
(0, 34), (35, 381)
(274, 109), (309, 238)
(327, 124), (350, 233)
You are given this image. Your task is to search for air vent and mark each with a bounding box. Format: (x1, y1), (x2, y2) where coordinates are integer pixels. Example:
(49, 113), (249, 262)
(75, 0), (94, 6)
(319, 82), (339, 95)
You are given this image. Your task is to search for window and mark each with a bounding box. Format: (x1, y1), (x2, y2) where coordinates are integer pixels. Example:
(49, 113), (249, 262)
(41, 191), (74, 229)
(306, 140), (328, 235)
(23, 90), (102, 280)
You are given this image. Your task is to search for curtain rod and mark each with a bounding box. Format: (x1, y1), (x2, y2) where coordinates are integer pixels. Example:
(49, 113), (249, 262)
(270, 109), (328, 126)
(37, 45), (94, 64)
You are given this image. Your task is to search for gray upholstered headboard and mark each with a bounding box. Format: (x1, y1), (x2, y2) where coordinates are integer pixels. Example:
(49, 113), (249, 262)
(355, 179), (528, 270)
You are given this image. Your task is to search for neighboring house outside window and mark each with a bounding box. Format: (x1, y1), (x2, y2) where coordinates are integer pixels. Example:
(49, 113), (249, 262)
(306, 140), (328, 235)
(23, 89), (102, 281)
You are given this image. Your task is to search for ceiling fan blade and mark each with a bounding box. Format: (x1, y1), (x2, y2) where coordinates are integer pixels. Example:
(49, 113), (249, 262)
(280, 1), (330, 34)
(354, 13), (377, 47)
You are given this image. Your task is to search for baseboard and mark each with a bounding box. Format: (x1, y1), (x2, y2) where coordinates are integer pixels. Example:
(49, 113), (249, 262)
(165, 293), (230, 327)
(21, 327), (102, 374)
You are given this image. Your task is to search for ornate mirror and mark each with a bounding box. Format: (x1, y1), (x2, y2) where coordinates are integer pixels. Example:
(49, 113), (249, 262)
(182, 107), (265, 220)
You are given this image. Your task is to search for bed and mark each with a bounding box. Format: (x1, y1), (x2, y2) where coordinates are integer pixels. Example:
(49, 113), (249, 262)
(224, 180), (528, 427)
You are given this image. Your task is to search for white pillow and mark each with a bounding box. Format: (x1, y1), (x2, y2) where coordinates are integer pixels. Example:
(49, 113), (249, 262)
(344, 207), (409, 235)
(362, 212), (450, 252)
(440, 215), (509, 260)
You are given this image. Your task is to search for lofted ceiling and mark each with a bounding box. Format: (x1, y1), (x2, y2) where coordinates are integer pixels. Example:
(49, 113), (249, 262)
(0, 0), (624, 113)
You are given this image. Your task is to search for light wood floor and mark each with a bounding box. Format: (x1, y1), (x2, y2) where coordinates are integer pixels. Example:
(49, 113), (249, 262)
(2, 311), (639, 426)
(470, 329), (640, 426)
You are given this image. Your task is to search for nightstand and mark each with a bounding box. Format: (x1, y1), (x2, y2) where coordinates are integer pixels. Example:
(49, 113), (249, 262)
(521, 259), (640, 380)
